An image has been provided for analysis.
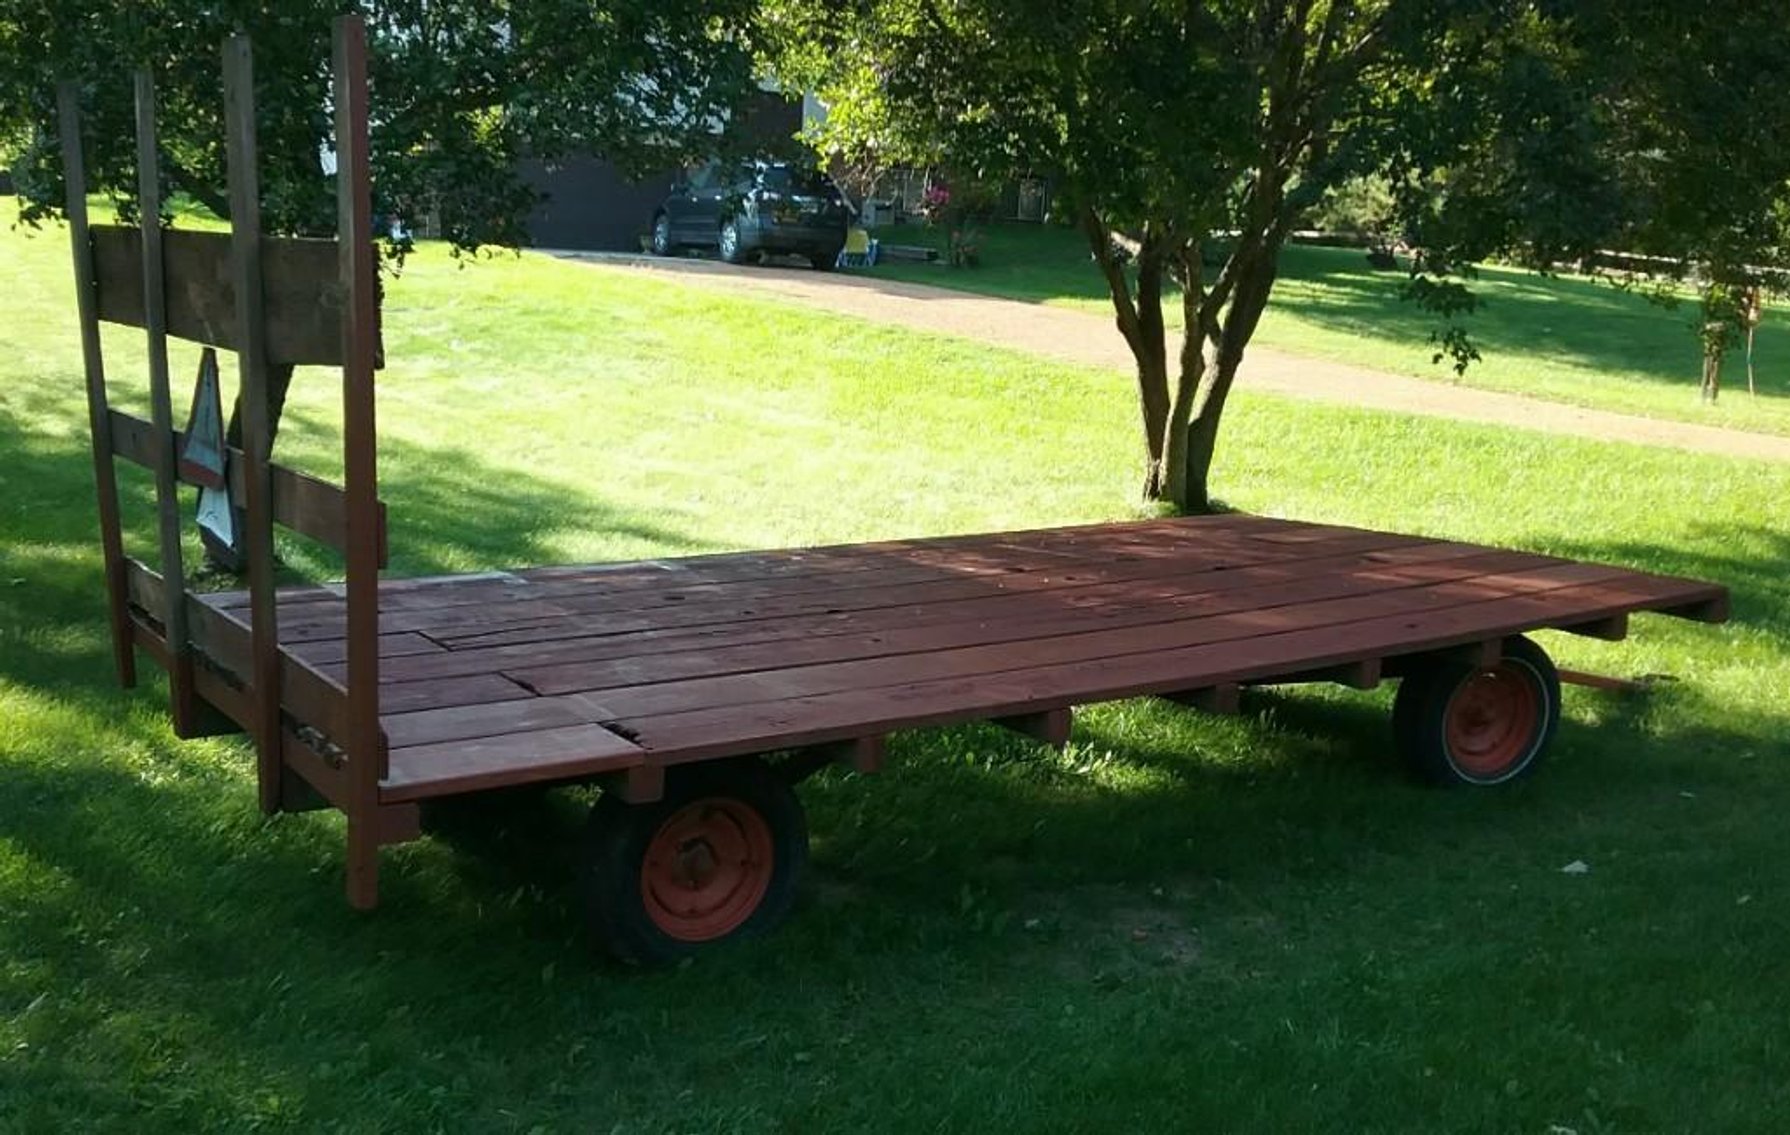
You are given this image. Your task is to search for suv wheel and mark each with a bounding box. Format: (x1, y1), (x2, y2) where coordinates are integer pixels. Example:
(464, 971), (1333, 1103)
(718, 217), (748, 265)
(650, 213), (673, 256)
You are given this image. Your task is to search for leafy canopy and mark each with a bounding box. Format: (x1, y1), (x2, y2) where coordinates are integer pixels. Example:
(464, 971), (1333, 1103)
(767, 1), (1790, 506)
(1, 1), (767, 250)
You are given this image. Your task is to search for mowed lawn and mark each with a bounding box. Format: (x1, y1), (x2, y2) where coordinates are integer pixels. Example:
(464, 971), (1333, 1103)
(3, 204), (1789, 1132)
(867, 223), (1790, 438)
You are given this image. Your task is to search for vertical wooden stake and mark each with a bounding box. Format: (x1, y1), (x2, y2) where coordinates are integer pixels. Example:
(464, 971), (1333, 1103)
(134, 71), (198, 735)
(223, 36), (284, 814)
(56, 84), (137, 689)
(334, 15), (384, 910)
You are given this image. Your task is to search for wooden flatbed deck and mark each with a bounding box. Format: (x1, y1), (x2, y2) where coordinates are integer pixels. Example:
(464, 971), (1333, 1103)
(183, 514), (1726, 805)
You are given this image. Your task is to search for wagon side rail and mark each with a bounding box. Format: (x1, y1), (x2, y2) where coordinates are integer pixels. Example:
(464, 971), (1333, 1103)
(56, 15), (398, 907)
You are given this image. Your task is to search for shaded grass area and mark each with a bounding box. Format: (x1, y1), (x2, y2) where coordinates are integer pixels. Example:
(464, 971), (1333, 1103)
(866, 222), (1790, 437)
(3, 205), (1789, 1131)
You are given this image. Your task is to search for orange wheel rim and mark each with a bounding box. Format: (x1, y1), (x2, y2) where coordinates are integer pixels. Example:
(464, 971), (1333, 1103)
(640, 798), (774, 942)
(1444, 663), (1541, 780)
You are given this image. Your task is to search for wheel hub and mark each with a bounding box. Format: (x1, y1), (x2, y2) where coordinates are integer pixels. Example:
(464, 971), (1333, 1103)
(1444, 663), (1540, 778)
(640, 798), (773, 941)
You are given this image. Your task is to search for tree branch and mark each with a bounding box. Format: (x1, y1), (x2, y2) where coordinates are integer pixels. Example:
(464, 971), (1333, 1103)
(165, 156), (232, 222)
(1081, 204), (1145, 354)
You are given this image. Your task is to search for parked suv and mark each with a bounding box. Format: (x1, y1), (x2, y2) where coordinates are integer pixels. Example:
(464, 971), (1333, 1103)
(650, 160), (850, 270)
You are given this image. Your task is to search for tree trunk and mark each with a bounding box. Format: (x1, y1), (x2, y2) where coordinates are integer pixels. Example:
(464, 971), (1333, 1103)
(1170, 244), (1278, 513)
(202, 362), (296, 573)
(1080, 207), (1171, 500)
(1162, 298), (1208, 508)
(1179, 355), (1240, 515)
(1747, 324), (1757, 396)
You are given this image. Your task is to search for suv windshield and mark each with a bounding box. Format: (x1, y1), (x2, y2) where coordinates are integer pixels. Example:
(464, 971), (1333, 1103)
(759, 166), (834, 196)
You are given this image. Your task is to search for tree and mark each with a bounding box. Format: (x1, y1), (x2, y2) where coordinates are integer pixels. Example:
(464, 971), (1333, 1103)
(1, 0), (769, 563)
(1564, 3), (1790, 404)
(770, 1), (1790, 511)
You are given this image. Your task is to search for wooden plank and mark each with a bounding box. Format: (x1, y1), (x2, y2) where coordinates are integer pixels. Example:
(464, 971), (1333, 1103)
(381, 723), (645, 802)
(123, 559), (357, 744)
(224, 32), (283, 814)
(88, 225), (346, 366)
(620, 571), (1728, 762)
(995, 707), (1073, 748)
(1255, 658), (1383, 689)
(109, 408), (388, 565)
(366, 540), (1512, 688)
(501, 550), (1572, 703)
(1661, 593), (1729, 623)
(559, 563), (1638, 721)
(283, 727), (350, 808)
(335, 12), (384, 912)
(1555, 613), (1628, 641)
(378, 673), (533, 716)
(1163, 684), (1241, 714)
(598, 764), (666, 805)
(124, 614), (244, 736)
(809, 735), (886, 774)
(381, 695), (613, 749)
(134, 71), (201, 738)
(285, 632), (444, 667)
(433, 535), (1499, 654)
(56, 84), (137, 690)
(1558, 669), (1647, 694)
(490, 513), (1313, 593)
(276, 528), (1432, 646)
(289, 516), (1410, 623)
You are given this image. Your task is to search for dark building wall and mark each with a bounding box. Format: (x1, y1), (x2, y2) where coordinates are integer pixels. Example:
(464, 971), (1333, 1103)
(520, 157), (672, 251)
(520, 92), (804, 252)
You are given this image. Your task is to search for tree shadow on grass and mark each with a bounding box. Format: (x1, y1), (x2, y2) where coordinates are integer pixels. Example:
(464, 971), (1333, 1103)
(1540, 521), (1790, 648)
(264, 401), (719, 579)
(1268, 249), (1790, 401)
(0, 395), (712, 703)
(877, 225), (1790, 402)
(4, 597), (1783, 1129)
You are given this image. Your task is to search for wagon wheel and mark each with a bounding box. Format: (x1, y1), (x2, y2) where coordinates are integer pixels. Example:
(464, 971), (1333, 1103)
(1393, 635), (1561, 786)
(585, 758), (808, 964)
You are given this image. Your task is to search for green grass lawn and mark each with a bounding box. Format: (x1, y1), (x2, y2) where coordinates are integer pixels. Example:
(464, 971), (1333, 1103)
(3, 201), (1789, 1131)
(866, 222), (1790, 437)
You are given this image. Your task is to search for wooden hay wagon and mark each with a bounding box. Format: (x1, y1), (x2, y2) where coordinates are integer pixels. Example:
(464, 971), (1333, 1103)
(57, 18), (1729, 963)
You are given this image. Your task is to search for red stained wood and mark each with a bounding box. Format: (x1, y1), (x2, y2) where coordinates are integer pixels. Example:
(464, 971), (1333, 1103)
(164, 516), (1726, 804)
(382, 723), (645, 802)
(88, 223), (348, 366)
(379, 673), (534, 716)
(515, 561), (1634, 719)
(621, 570), (1726, 762)
(351, 541), (1488, 688)
(492, 549), (1558, 699)
(110, 408), (389, 566)
(381, 694), (616, 749)
(269, 526), (1433, 646)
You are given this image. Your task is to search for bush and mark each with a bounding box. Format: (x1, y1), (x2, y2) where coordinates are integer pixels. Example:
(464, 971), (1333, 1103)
(1306, 175), (1394, 236)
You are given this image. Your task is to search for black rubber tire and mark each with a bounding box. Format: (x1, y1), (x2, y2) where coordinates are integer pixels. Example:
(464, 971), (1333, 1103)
(808, 248), (841, 271)
(585, 758), (808, 965)
(649, 212), (673, 256)
(718, 217), (749, 264)
(1392, 635), (1561, 787)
